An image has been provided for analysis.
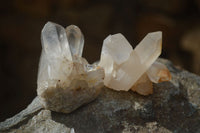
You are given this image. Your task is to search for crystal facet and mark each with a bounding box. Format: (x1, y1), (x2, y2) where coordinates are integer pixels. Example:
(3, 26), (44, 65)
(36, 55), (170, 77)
(99, 32), (162, 91)
(101, 34), (133, 65)
(99, 34), (134, 90)
(41, 22), (72, 60)
(134, 32), (162, 67)
(37, 22), (104, 113)
(66, 25), (84, 57)
(131, 73), (153, 96)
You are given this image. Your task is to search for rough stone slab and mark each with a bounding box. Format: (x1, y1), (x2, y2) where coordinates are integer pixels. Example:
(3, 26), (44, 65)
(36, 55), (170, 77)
(1, 58), (200, 133)
(7, 110), (74, 133)
(0, 97), (43, 131)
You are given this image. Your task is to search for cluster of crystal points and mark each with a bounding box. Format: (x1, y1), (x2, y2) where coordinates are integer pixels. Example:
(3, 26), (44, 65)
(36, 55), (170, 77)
(99, 32), (171, 95)
(37, 22), (104, 113)
(37, 22), (171, 113)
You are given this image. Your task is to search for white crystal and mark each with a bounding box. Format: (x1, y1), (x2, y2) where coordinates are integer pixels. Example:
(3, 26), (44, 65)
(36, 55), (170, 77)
(37, 22), (104, 113)
(134, 32), (162, 67)
(99, 32), (162, 91)
(99, 34), (134, 90)
(101, 34), (133, 65)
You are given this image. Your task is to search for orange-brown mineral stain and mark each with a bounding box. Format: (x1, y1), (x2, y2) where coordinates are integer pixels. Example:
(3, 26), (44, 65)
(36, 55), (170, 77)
(158, 69), (171, 83)
(131, 73), (153, 96)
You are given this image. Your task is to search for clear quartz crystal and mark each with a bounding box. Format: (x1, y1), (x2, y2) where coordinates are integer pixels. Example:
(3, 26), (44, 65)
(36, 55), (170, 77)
(37, 22), (104, 113)
(99, 34), (133, 89)
(38, 22), (73, 88)
(66, 25), (84, 57)
(41, 22), (72, 60)
(99, 32), (162, 91)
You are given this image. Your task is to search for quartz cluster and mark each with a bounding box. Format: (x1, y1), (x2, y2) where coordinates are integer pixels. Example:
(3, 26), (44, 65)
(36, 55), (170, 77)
(99, 32), (171, 95)
(37, 22), (104, 113)
(37, 22), (171, 113)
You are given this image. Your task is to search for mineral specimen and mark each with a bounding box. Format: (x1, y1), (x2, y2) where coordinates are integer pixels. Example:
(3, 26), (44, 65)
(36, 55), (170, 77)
(37, 21), (171, 113)
(37, 22), (104, 113)
(99, 32), (171, 93)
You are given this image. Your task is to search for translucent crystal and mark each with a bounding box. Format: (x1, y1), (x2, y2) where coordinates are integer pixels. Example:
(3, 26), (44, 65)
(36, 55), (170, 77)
(131, 73), (153, 96)
(147, 61), (171, 83)
(134, 32), (162, 66)
(101, 34), (133, 65)
(41, 22), (72, 60)
(99, 32), (162, 91)
(39, 22), (72, 84)
(99, 34), (133, 89)
(66, 25), (84, 57)
(37, 22), (104, 113)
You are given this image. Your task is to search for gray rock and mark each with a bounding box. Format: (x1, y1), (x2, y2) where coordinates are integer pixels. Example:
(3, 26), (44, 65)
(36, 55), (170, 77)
(0, 58), (200, 133)
(0, 97), (43, 131)
(7, 110), (74, 133)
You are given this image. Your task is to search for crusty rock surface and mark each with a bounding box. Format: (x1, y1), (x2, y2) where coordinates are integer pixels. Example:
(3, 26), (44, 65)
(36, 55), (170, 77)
(0, 58), (200, 133)
(8, 110), (74, 133)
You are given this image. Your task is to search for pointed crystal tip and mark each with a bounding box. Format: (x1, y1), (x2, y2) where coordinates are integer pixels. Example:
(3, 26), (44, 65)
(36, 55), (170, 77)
(146, 31), (162, 48)
(147, 31), (162, 40)
(101, 33), (133, 65)
(66, 25), (84, 57)
(41, 21), (72, 61)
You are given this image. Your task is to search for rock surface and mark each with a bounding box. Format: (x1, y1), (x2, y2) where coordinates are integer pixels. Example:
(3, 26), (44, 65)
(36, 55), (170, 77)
(1, 58), (200, 133)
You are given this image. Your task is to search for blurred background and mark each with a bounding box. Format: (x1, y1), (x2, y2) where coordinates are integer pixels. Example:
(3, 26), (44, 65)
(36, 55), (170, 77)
(0, 0), (200, 121)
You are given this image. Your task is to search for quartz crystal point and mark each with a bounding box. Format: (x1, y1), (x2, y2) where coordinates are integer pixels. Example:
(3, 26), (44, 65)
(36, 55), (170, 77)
(37, 22), (104, 113)
(99, 32), (162, 91)
(66, 25), (84, 57)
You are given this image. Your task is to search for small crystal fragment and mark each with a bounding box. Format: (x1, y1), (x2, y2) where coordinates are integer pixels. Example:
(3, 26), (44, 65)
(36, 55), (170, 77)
(99, 32), (162, 91)
(37, 22), (104, 113)
(147, 61), (171, 83)
(131, 73), (153, 96)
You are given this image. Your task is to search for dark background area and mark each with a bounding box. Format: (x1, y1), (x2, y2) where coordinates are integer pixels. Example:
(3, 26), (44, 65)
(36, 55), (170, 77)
(0, 0), (200, 121)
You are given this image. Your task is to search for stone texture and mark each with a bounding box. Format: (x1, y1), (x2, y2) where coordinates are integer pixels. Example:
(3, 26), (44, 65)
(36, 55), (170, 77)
(1, 58), (200, 133)
(0, 97), (43, 131)
(8, 110), (74, 133)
